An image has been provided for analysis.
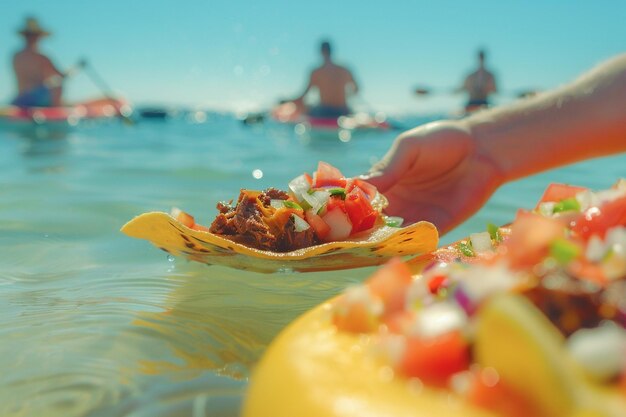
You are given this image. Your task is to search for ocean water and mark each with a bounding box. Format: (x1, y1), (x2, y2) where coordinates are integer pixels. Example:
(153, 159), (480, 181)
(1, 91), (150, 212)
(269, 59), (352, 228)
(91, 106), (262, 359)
(1, 114), (624, 416)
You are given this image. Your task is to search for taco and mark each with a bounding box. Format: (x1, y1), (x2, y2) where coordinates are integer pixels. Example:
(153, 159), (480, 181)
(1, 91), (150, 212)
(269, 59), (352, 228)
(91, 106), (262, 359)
(121, 162), (438, 273)
(243, 180), (626, 416)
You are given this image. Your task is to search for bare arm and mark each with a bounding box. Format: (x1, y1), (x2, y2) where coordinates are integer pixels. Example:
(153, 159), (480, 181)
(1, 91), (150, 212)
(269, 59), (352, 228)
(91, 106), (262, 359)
(347, 70), (359, 95)
(487, 72), (497, 94)
(455, 75), (470, 94)
(471, 53), (626, 183)
(41, 55), (64, 78)
(294, 71), (315, 102)
(366, 54), (626, 234)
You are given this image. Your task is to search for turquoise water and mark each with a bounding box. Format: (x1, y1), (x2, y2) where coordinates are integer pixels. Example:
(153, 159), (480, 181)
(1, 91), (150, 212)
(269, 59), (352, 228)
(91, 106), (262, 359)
(1, 115), (624, 416)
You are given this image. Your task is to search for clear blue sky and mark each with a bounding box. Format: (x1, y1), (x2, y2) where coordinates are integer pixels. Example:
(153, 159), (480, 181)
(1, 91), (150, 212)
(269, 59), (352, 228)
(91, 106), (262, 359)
(2, 1), (625, 114)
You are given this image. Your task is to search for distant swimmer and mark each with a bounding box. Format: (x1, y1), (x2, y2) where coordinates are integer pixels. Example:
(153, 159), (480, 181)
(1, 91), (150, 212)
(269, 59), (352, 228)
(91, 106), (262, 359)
(458, 49), (497, 113)
(12, 17), (70, 107)
(293, 40), (359, 118)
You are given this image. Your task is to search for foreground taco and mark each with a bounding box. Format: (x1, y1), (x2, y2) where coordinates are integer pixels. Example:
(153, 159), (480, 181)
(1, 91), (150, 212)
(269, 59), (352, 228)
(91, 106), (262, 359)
(121, 162), (438, 273)
(243, 180), (626, 416)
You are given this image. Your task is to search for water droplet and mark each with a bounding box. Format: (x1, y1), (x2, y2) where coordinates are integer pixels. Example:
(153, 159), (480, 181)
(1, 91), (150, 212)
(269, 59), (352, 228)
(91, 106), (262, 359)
(252, 169), (263, 179)
(294, 123), (307, 135)
(167, 255), (175, 262)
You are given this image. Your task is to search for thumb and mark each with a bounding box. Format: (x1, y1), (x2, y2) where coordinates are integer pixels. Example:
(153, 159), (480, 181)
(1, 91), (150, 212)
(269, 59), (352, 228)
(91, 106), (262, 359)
(359, 171), (395, 193)
(360, 135), (421, 193)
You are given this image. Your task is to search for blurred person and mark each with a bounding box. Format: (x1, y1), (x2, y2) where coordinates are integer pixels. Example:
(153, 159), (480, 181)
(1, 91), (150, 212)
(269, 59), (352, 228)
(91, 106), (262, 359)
(365, 53), (626, 234)
(458, 49), (497, 113)
(12, 17), (67, 107)
(293, 40), (359, 118)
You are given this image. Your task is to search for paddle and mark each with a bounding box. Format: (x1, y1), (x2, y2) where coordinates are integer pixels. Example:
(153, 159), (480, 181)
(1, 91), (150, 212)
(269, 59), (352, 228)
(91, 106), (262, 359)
(81, 60), (134, 125)
(413, 85), (539, 99)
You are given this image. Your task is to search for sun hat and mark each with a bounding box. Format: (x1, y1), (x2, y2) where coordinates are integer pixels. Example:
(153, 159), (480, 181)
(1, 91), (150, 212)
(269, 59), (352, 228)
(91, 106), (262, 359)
(18, 17), (51, 37)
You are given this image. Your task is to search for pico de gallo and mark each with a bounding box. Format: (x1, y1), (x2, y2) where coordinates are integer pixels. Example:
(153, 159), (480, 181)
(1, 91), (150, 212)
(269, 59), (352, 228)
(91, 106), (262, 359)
(332, 180), (626, 417)
(170, 162), (400, 252)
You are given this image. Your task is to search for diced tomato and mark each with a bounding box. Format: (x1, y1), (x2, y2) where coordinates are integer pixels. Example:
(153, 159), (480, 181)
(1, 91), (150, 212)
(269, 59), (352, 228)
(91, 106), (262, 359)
(567, 259), (608, 286)
(321, 207), (352, 241)
(504, 211), (566, 269)
(305, 210), (331, 240)
(313, 161), (347, 188)
(536, 183), (588, 208)
(571, 195), (626, 240)
(348, 178), (378, 200)
(427, 274), (448, 295)
(467, 369), (541, 417)
(345, 187), (378, 233)
(332, 298), (379, 333)
(192, 223), (211, 232)
(303, 172), (313, 186)
(326, 195), (347, 212)
(384, 310), (415, 334)
(367, 258), (413, 316)
(176, 210), (196, 228)
(400, 330), (470, 387)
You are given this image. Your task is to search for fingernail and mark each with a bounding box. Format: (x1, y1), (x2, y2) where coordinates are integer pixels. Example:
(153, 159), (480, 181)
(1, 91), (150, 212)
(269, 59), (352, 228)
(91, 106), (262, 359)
(359, 172), (381, 180)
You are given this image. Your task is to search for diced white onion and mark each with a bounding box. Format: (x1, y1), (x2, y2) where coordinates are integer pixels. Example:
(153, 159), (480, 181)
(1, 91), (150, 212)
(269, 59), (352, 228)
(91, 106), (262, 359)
(470, 231), (493, 253)
(575, 190), (595, 212)
(606, 226), (626, 254)
(585, 235), (606, 262)
(291, 214), (311, 232)
(170, 207), (182, 218)
(408, 302), (467, 339)
(270, 199), (285, 209)
(404, 277), (430, 310)
(595, 188), (626, 205)
(322, 208), (352, 240)
(457, 262), (518, 302)
(288, 174), (311, 200)
(302, 190), (330, 214)
(343, 285), (384, 316)
(538, 201), (556, 217)
(566, 322), (626, 381)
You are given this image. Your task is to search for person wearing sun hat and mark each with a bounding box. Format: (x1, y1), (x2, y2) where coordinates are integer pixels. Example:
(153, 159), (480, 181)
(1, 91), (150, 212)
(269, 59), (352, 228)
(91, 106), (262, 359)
(12, 17), (66, 107)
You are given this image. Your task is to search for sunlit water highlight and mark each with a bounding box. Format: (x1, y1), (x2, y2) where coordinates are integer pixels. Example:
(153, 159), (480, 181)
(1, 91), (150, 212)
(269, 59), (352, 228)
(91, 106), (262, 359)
(1, 114), (624, 416)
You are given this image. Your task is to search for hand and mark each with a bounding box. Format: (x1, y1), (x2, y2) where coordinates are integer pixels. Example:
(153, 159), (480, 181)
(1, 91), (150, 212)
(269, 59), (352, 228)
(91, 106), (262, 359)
(364, 121), (504, 235)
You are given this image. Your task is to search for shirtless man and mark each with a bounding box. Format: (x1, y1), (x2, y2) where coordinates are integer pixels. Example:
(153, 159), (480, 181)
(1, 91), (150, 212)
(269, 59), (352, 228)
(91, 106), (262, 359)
(459, 49), (497, 113)
(12, 17), (65, 107)
(294, 41), (359, 118)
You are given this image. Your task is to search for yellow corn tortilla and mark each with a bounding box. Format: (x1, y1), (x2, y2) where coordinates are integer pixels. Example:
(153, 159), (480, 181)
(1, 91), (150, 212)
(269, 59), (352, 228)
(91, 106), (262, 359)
(242, 298), (493, 417)
(121, 212), (438, 273)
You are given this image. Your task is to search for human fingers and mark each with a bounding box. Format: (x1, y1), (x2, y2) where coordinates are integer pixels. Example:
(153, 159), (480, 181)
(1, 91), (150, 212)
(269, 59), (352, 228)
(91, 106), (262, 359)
(362, 133), (422, 192)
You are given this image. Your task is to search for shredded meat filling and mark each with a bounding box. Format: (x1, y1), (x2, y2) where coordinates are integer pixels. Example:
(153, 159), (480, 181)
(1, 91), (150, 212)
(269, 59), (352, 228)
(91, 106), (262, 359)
(523, 273), (624, 336)
(209, 188), (318, 252)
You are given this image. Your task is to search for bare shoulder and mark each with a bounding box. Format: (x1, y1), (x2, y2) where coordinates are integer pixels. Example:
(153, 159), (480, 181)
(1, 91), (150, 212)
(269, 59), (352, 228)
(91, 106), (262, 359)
(14, 50), (49, 64)
(336, 64), (355, 80)
(310, 66), (323, 82)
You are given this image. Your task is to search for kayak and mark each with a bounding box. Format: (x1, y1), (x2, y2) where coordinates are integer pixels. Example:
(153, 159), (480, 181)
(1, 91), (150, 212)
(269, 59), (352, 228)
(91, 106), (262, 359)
(0, 97), (131, 131)
(271, 101), (391, 131)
